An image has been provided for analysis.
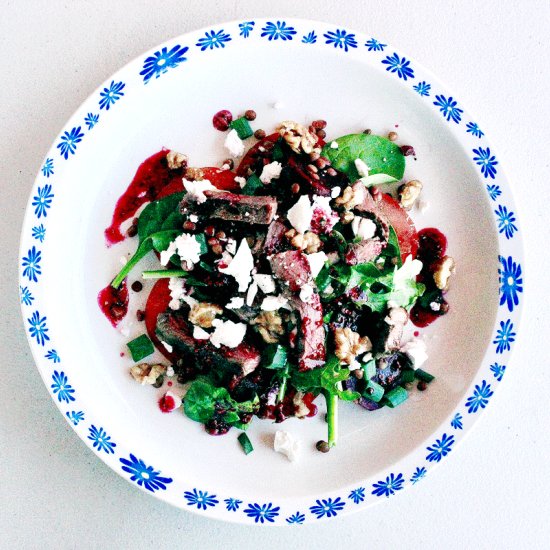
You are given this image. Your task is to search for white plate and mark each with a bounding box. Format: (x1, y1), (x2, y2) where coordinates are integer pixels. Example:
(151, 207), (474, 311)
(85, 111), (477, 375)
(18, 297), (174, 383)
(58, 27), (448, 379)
(19, 18), (523, 525)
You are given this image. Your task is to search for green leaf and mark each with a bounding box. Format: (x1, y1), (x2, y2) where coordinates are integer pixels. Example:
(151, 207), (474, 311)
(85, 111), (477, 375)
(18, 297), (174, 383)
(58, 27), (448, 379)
(150, 229), (181, 253)
(242, 174), (263, 196)
(263, 344), (288, 370)
(322, 134), (405, 184)
(315, 264), (331, 292)
(138, 192), (185, 242)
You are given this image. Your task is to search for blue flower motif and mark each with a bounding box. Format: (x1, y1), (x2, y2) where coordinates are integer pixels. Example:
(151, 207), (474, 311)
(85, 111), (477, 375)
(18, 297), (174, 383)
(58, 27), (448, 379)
(486, 184), (501, 201)
(88, 425), (117, 454)
(433, 95), (463, 123)
(473, 147), (498, 179)
(45, 349), (60, 363)
(466, 121), (484, 138)
(239, 21), (254, 38)
(224, 497), (242, 512)
(490, 362), (506, 381)
(465, 380), (494, 414)
(32, 224), (46, 243)
(84, 113), (99, 129)
(286, 512), (305, 524)
(493, 319), (516, 354)
(413, 81), (431, 96)
(309, 497), (346, 518)
(450, 412), (463, 430)
(365, 38), (387, 51)
(196, 29), (232, 51)
(495, 205), (518, 240)
(41, 158), (54, 178)
(22, 246), (41, 282)
(119, 454), (173, 492)
(410, 467), (427, 484)
(323, 29), (358, 52)
(372, 473), (405, 497)
(140, 44), (189, 84)
(243, 502), (280, 523)
(426, 433), (455, 462)
(381, 53), (415, 80)
(184, 488), (219, 510)
(348, 487), (365, 504)
(99, 81), (125, 110)
(66, 410), (85, 425)
(32, 184), (54, 218)
(499, 255), (523, 312)
(260, 21), (297, 41)
(302, 31), (317, 44)
(51, 370), (75, 403)
(57, 126), (84, 159)
(20, 285), (34, 306)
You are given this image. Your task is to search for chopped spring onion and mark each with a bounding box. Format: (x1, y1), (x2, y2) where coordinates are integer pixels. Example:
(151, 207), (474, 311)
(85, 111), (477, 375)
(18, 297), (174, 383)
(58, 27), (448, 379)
(242, 173), (263, 195)
(364, 380), (384, 402)
(384, 386), (408, 408)
(127, 334), (155, 362)
(142, 269), (188, 279)
(263, 344), (288, 370)
(415, 369), (435, 383)
(237, 432), (254, 455)
(363, 359), (377, 380)
(230, 117), (254, 139)
(401, 369), (416, 384)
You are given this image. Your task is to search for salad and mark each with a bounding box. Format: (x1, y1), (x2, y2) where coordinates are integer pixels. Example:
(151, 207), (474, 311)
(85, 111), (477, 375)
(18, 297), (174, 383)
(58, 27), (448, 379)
(99, 109), (455, 458)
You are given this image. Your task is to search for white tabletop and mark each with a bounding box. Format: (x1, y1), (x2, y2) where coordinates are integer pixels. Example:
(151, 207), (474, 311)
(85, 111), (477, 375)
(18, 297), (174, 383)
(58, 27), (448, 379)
(1, 1), (548, 548)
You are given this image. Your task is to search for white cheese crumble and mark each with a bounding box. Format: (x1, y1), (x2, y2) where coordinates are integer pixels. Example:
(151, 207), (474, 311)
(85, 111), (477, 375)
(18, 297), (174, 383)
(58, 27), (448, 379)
(174, 233), (203, 266)
(224, 129), (245, 157)
(260, 161), (283, 184)
(430, 301), (441, 311)
(234, 176), (247, 189)
(351, 217), (377, 240)
(306, 251), (328, 278)
(183, 178), (217, 204)
(225, 238), (237, 255)
(225, 296), (245, 310)
(189, 214), (198, 223)
(166, 366), (175, 377)
(219, 238), (254, 291)
(393, 255), (423, 289)
(299, 284), (314, 303)
(401, 338), (428, 369)
(312, 195), (332, 216)
(210, 319), (247, 348)
(354, 158), (370, 177)
(161, 341), (173, 353)
(330, 141), (339, 149)
(193, 326), (211, 340)
(330, 186), (341, 198)
(246, 281), (258, 306)
(253, 274), (276, 294)
(160, 241), (178, 266)
(287, 195), (313, 234)
(168, 277), (186, 310)
(261, 295), (289, 311)
(162, 390), (182, 412)
(274, 430), (300, 462)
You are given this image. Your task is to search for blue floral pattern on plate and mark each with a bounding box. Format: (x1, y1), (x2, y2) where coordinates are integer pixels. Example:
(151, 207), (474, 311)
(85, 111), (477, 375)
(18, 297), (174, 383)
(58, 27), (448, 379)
(66, 410), (85, 425)
(465, 380), (494, 413)
(466, 121), (484, 138)
(31, 224), (46, 242)
(348, 487), (365, 504)
(224, 497), (242, 511)
(413, 81), (431, 96)
(119, 454), (173, 492)
(433, 95), (463, 123)
(310, 497), (346, 518)
(410, 467), (426, 484)
(41, 158), (54, 177)
(365, 38), (386, 51)
(28, 311), (49, 346)
(493, 319), (516, 354)
(32, 184), (54, 218)
(286, 512), (305, 524)
(45, 349), (60, 363)
(99, 81), (125, 110)
(371, 473), (405, 497)
(239, 21), (254, 38)
(19, 285), (34, 306)
(57, 126), (84, 159)
(196, 29), (232, 51)
(451, 412), (463, 430)
(243, 502), (280, 523)
(302, 31), (317, 44)
(22, 246), (42, 282)
(490, 362), (506, 381)
(382, 53), (414, 80)
(473, 147), (498, 179)
(84, 113), (99, 129)
(499, 255), (522, 312)
(88, 425), (117, 454)
(495, 205), (517, 239)
(324, 29), (357, 52)
(51, 370), (75, 403)
(261, 21), (296, 41)
(140, 45), (188, 84)
(184, 488), (219, 509)
(426, 433), (455, 462)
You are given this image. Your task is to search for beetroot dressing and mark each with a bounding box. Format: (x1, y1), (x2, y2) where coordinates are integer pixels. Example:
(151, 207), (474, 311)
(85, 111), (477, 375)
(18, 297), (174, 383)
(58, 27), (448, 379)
(98, 280), (129, 327)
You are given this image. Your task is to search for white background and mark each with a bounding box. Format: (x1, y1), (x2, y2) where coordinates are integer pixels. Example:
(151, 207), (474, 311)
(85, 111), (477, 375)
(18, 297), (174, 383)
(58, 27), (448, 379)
(1, 1), (549, 548)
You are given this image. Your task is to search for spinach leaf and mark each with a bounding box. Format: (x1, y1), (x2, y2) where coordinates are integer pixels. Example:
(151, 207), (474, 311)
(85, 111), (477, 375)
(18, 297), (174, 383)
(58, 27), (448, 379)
(137, 192), (185, 242)
(322, 134), (405, 184)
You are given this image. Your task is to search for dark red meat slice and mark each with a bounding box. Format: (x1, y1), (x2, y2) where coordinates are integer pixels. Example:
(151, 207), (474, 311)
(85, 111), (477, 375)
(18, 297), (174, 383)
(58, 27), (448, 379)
(269, 250), (312, 291)
(345, 239), (385, 265)
(291, 292), (326, 371)
(236, 133), (279, 177)
(264, 220), (288, 254)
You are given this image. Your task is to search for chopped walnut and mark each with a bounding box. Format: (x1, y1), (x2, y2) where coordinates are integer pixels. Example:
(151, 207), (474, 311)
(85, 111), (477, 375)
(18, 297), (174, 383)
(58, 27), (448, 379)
(166, 150), (188, 170)
(285, 229), (322, 253)
(277, 120), (320, 155)
(340, 211), (355, 224)
(251, 311), (284, 343)
(398, 180), (423, 210)
(184, 166), (204, 181)
(130, 363), (167, 385)
(334, 185), (364, 210)
(333, 327), (372, 365)
(188, 302), (223, 328)
(293, 391), (310, 419)
(433, 255), (456, 290)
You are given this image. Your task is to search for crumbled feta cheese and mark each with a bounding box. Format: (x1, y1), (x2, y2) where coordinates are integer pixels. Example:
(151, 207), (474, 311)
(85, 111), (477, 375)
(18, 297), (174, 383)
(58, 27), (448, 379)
(189, 214), (198, 223)
(161, 341), (173, 353)
(225, 238), (237, 255)
(287, 195), (313, 234)
(234, 176), (247, 189)
(160, 241), (178, 266)
(193, 326), (211, 340)
(210, 319), (247, 348)
(274, 430), (300, 462)
(166, 366), (175, 377)
(299, 284), (314, 303)
(306, 251), (328, 278)
(259, 161), (283, 184)
(330, 186), (341, 198)
(351, 217), (377, 240)
(221, 163), (230, 171)
(312, 195), (332, 215)
(261, 295), (289, 311)
(430, 301), (441, 311)
(253, 274), (276, 294)
(393, 255), (423, 289)
(246, 281), (258, 306)
(330, 141), (339, 149)
(354, 158), (370, 177)
(273, 101), (285, 110)
(225, 296), (244, 310)
(168, 277), (186, 310)
(401, 338), (428, 369)
(219, 239), (254, 291)
(174, 233), (203, 265)
(183, 178), (217, 204)
(160, 390), (182, 412)
(224, 129), (245, 157)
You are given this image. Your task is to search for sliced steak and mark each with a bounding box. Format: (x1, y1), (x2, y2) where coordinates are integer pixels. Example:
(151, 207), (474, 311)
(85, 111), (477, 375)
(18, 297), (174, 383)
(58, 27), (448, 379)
(345, 239), (385, 265)
(264, 219), (288, 254)
(269, 250), (312, 291)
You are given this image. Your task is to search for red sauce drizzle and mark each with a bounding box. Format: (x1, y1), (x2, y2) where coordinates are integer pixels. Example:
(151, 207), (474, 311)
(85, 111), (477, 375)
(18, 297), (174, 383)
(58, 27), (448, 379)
(98, 280), (129, 327)
(158, 393), (176, 413)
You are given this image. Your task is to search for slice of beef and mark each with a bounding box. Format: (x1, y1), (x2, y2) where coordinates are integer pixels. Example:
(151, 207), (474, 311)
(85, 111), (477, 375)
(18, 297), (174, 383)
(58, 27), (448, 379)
(345, 239), (385, 265)
(264, 219), (288, 254)
(181, 191), (278, 225)
(269, 250), (312, 291)
(290, 292), (326, 371)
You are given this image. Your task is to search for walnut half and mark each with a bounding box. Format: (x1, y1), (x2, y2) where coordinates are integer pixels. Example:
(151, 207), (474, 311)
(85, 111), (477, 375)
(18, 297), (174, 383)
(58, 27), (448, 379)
(433, 255), (456, 290)
(188, 302), (223, 328)
(277, 120), (320, 155)
(333, 327), (372, 365)
(130, 363), (167, 385)
(398, 180), (423, 210)
(285, 229), (322, 253)
(251, 311), (284, 343)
